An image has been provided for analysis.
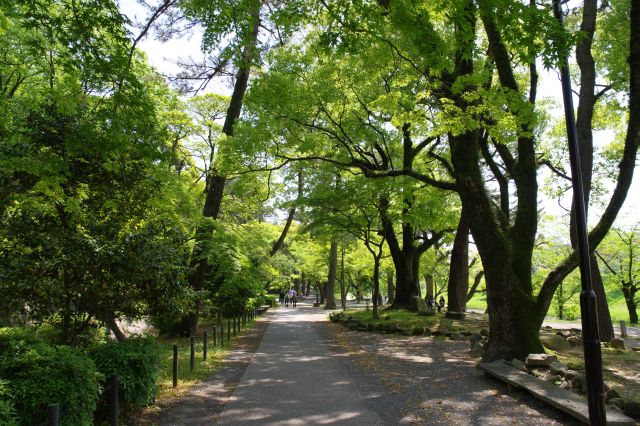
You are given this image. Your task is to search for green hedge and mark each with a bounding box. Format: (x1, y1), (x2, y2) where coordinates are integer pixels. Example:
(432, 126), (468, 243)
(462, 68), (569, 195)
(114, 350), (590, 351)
(0, 379), (18, 426)
(0, 328), (101, 426)
(89, 337), (160, 416)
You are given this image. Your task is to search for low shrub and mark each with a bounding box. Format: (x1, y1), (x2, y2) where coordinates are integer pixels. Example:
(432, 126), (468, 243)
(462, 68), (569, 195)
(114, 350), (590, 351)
(89, 337), (160, 416)
(0, 328), (101, 426)
(0, 380), (18, 426)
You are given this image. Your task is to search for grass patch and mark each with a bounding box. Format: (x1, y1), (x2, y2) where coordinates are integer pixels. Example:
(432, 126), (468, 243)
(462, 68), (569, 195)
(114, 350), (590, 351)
(342, 308), (489, 334)
(556, 346), (640, 396)
(155, 317), (255, 399)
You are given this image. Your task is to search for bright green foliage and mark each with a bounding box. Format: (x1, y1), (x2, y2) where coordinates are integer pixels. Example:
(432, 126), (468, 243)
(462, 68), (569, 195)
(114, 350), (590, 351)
(0, 328), (101, 426)
(0, 0), (197, 340)
(0, 379), (18, 426)
(89, 337), (160, 416)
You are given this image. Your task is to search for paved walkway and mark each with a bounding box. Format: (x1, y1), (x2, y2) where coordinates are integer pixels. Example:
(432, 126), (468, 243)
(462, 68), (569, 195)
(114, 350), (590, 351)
(215, 302), (385, 425)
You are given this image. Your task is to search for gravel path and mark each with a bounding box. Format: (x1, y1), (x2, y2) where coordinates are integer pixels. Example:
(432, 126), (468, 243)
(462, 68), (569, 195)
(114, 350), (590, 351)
(326, 322), (580, 425)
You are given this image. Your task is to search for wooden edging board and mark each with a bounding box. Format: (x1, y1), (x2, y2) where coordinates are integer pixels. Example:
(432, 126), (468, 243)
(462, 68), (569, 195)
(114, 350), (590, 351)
(479, 360), (636, 425)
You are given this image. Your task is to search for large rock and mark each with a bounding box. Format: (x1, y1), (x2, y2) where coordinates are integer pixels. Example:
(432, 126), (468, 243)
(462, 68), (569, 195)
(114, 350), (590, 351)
(609, 398), (625, 411)
(470, 342), (484, 358)
(606, 384), (625, 402)
(540, 334), (571, 352)
(610, 338), (626, 350)
(411, 296), (427, 312)
(511, 358), (526, 371)
(549, 360), (568, 376)
(567, 336), (583, 346)
(525, 353), (558, 368)
(624, 395), (640, 420)
(564, 369), (578, 380)
(571, 373), (585, 394)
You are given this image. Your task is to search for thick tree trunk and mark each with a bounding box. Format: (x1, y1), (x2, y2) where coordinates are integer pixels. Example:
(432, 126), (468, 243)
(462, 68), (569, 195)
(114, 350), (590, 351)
(339, 247), (346, 310)
(319, 283), (326, 304)
(372, 257), (381, 319)
(622, 284), (638, 324)
(447, 208), (470, 312)
(591, 255), (614, 340)
(107, 316), (127, 342)
(183, 8), (262, 336)
(387, 272), (395, 305)
(424, 274), (434, 299)
(325, 240), (338, 309)
(466, 270), (484, 302)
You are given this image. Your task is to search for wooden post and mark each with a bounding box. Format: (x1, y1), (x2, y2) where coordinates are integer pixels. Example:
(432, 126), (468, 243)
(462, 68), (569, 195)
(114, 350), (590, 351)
(620, 320), (628, 337)
(172, 345), (178, 388)
(110, 374), (119, 426)
(189, 336), (195, 372)
(213, 326), (217, 347)
(47, 404), (59, 426)
(203, 331), (208, 361)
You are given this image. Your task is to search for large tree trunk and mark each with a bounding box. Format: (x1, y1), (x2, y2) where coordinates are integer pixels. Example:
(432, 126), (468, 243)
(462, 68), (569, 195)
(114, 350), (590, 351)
(569, 0), (614, 342)
(325, 240), (338, 309)
(467, 270), (484, 302)
(447, 208), (470, 312)
(107, 316), (127, 342)
(387, 272), (395, 305)
(372, 257), (381, 319)
(424, 274), (434, 299)
(184, 9), (261, 337)
(339, 247), (346, 310)
(622, 284), (638, 324)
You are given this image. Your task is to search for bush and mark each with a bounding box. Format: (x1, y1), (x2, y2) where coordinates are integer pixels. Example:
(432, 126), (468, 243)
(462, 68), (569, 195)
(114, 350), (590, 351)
(0, 380), (18, 426)
(0, 328), (101, 426)
(89, 337), (160, 416)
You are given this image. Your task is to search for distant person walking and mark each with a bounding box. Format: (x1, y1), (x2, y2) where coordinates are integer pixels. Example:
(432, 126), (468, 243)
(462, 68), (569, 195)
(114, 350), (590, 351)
(287, 289), (297, 308)
(438, 296), (445, 312)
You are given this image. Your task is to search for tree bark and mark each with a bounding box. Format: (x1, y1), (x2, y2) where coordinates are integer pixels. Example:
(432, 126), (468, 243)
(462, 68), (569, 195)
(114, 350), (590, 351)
(372, 257), (381, 319)
(447, 207), (470, 312)
(466, 270), (484, 302)
(270, 170), (303, 256)
(569, 0), (614, 342)
(387, 271), (395, 305)
(107, 316), (127, 342)
(622, 284), (638, 324)
(339, 247), (346, 310)
(325, 240), (338, 309)
(183, 7), (262, 336)
(424, 274), (434, 299)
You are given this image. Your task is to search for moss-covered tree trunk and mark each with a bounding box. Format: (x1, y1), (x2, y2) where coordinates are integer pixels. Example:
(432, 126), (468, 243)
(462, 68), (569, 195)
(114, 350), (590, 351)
(447, 207), (470, 313)
(325, 239), (338, 309)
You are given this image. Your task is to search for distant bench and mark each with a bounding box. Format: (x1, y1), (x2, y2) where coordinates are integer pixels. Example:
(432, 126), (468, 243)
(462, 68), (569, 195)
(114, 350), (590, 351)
(479, 360), (635, 425)
(258, 305), (270, 315)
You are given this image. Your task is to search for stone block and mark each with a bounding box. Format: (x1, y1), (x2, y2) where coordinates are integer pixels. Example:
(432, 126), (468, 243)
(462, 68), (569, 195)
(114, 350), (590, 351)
(411, 296), (427, 312)
(470, 342), (484, 358)
(549, 361), (568, 376)
(540, 334), (571, 352)
(525, 353), (558, 368)
(610, 338), (626, 350)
